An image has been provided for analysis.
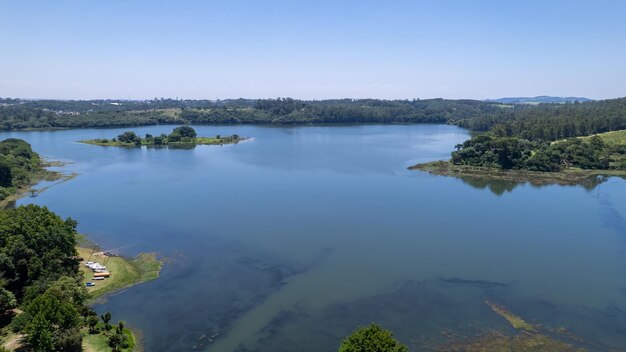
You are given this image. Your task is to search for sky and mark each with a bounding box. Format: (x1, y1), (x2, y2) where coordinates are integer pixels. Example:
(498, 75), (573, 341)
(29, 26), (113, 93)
(1, 0), (625, 100)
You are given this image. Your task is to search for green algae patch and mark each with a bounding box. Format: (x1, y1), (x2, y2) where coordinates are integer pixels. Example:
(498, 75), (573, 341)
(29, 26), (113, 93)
(436, 331), (585, 352)
(485, 300), (535, 332)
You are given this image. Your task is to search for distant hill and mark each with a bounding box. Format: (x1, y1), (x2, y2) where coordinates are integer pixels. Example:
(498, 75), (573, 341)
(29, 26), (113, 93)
(486, 96), (592, 104)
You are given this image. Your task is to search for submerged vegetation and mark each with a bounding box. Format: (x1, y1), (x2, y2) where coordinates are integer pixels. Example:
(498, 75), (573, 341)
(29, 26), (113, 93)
(434, 301), (585, 352)
(80, 126), (244, 147)
(437, 331), (585, 352)
(484, 300), (534, 332)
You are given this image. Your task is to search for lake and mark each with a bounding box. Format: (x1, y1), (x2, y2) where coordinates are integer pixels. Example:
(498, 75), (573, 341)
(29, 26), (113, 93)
(3, 124), (626, 351)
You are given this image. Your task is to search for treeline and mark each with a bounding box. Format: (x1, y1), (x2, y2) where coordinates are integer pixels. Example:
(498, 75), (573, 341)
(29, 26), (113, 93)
(182, 98), (499, 124)
(457, 97), (626, 140)
(451, 134), (623, 172)
(0, 205), (132, 351)
(0, 97), (505, 129)
(2, 97), (625, 144)
(0, 139), (42, 200)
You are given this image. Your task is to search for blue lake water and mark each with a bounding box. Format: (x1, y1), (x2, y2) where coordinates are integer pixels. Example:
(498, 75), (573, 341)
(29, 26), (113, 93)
(2, 124), (626, 351)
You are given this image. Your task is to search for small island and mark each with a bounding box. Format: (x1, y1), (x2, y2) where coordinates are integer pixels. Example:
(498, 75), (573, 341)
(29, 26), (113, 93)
(410, 129), (626, 186)
(80, 126), (246, 147)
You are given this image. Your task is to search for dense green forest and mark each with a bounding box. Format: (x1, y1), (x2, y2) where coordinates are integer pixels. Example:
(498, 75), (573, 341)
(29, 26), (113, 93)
(0, 97), (507, 129)
(458, 97), (626, 140)
(449, 98), (626, 172)
(450, 134), (625, 172)
(0, 139), (43, 200)
(0, 205), (132, 351)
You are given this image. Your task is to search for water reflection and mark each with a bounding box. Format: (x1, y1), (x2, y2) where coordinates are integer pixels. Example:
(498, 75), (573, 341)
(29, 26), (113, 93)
(458, 174), (617, 196)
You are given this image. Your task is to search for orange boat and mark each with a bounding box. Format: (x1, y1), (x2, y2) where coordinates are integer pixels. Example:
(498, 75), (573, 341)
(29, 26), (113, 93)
(94, 272), (110, 278)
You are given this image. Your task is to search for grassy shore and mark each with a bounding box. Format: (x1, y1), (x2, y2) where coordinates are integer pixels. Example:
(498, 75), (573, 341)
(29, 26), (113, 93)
(79, 136), (245, 147)
(410, 160), (626, 186)
(77, 246), (161, 352)
(77, 247), (162, 300)
(82, 326), (137, 352)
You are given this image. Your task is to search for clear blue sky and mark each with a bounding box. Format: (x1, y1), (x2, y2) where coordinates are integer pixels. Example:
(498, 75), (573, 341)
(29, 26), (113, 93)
(1, 0), (625, 100)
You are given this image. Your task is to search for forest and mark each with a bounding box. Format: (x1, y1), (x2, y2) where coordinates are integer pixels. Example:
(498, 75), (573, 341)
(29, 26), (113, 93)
(0, 98), (509, 129)
(450, 134), (625, 172)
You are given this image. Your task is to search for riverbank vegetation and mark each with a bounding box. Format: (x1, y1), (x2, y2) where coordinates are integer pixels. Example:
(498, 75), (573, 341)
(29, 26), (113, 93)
(450, 133), (625, 172)
(0, 139), (48, 202)
(0, 138), (75, 208)
(411, 123), (626, 184)
(0, 205), (160, 351)
(80, 126), (244, 147)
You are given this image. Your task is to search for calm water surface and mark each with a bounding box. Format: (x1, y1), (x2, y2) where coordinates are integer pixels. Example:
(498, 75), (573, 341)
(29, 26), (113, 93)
(2, 125), (626, 351)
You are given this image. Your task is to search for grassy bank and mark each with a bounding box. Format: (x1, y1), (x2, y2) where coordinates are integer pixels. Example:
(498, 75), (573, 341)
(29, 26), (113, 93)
(410, 160), (626, 186)
(82, 325), (137, 352)
(77, 247), (162, 300)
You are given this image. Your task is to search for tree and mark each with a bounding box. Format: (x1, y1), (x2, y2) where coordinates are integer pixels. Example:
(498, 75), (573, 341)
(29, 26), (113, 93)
(44, 276), (87, 306)
(86, 315), (99, 334)
(101, 311), (112, 330)
(0, 158), (11, 187)
(23, 292), (81, 351)
(339, 324), (408, 352)
(0, 288), (16, 313)
(24, 314), (54, 352)
(117, 131), (140, 144)
(108, 333), (123, 352)
(170, 125), (197, 139)
(0, 205), (79, 299)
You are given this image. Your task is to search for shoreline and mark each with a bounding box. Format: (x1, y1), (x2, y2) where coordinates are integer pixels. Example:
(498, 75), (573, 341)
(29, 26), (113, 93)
(409, 160), (626, 186)
(0, 159), (77, 209)
(77, 245), (162, 352)
(77, 246), (163, 301)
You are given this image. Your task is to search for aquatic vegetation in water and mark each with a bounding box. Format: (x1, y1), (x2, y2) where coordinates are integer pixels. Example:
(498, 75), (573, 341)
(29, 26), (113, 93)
(436, 331), (585, 352)
(485, 300), (535, 331)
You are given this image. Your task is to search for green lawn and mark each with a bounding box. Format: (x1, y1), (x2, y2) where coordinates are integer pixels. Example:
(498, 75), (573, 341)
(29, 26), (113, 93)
(586, 129), (626, 145)
(78, 247), (162, 300)
(82, 325), (136, 352)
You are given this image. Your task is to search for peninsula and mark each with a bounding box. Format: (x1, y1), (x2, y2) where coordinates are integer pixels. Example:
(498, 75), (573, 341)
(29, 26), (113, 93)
(0, 138), (75, 208)
(410, 129), (626, 185)
(80, 126), (245, 147)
